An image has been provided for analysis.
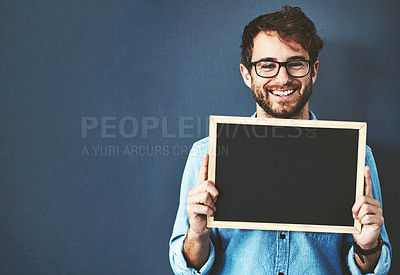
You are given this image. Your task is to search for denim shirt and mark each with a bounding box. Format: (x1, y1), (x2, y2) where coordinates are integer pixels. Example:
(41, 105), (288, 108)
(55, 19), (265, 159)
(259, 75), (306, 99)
(169, 112), (392, 275)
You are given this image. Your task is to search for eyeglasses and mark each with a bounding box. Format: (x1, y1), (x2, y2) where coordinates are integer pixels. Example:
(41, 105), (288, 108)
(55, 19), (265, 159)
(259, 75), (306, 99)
(251, 60), (311, 78)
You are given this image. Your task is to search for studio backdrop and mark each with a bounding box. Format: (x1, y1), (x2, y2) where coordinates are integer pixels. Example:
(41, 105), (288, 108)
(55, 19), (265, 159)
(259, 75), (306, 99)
(0, 1), (399, 274)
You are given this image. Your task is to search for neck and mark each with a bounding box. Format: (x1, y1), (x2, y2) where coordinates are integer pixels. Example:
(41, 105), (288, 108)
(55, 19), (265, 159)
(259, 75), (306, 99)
(256, 103), (310, 120)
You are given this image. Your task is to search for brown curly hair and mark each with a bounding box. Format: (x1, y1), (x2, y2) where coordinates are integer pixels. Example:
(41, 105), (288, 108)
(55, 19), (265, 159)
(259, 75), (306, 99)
(240, 6), (324, 73)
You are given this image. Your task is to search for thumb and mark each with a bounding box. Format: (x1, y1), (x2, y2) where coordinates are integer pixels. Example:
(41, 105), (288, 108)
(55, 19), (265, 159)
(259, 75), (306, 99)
(196, 153), (209, 184)
(364, 166), (373, 198)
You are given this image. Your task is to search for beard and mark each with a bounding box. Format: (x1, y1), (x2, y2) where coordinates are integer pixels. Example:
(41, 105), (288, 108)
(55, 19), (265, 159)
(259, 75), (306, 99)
(251, 77), (313, 119)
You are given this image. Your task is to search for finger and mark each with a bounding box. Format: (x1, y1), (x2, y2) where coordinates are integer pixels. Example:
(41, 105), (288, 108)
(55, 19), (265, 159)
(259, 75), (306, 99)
(352, 196), (380, 215)
(196, 154), (209, 184)
(364, 166), (373, 198)
(356, 203), (382, 221)
(360, 213), (384, 226)
(187, 203), (215, 217)
(188, 180), (219, 205)
(190, 180), (219, 202)
(187, 192), (216, 211)
(198, 180), (219, 202)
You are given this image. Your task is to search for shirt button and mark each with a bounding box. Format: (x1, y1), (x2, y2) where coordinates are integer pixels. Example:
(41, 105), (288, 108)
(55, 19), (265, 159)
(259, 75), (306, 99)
(280, 233), (286, 239)
(278, 273), (284, 275)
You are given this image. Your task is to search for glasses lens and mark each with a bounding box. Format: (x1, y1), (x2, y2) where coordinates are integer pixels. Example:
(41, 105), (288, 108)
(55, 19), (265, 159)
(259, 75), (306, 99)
(256, 61), (278, 77)
(286, 61), (309, 77)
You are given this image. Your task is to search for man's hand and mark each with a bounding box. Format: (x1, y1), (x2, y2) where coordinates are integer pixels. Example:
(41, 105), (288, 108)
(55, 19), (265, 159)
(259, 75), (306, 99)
(184, 153), (219, 270)
(351, 166), (384, 272)
(186, 153), (219, 237)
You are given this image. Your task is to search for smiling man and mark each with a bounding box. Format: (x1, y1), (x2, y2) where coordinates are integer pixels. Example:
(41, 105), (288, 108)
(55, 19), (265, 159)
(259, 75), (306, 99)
(169, 6), (391, 274)
(241, 32), (317, 120)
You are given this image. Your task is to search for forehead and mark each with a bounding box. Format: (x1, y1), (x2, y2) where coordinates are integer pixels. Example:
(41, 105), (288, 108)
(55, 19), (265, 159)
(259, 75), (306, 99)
(252, 31), (309, 61)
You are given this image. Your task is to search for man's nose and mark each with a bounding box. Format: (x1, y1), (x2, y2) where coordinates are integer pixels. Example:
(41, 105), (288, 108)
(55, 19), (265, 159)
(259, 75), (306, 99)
(273, 66), (291, 85)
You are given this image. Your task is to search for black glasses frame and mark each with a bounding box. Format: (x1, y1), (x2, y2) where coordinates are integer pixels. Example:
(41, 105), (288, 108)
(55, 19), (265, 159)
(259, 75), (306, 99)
(250, 60), (312, 78)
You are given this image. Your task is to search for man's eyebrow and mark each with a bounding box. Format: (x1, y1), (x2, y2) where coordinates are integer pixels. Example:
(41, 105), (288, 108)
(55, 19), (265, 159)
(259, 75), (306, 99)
(253, 57), (277, 62)
(253, 56), (307, 63)
(286, 56), (307, 61)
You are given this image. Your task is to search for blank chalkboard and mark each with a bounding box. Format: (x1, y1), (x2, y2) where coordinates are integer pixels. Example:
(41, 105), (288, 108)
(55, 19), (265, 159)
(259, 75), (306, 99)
(207, 116), (366, 233)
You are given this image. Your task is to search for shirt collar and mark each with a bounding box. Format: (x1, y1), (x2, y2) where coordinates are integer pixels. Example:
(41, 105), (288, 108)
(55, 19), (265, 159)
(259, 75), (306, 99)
(251, 110), (317, 120)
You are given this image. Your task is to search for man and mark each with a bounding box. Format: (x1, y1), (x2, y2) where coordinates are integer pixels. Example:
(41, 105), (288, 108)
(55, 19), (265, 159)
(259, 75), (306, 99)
(169, 6), (391, 274)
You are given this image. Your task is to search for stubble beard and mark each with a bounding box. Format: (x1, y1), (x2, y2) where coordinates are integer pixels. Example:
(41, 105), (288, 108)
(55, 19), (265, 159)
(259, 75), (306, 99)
(251, 77), (313, 119)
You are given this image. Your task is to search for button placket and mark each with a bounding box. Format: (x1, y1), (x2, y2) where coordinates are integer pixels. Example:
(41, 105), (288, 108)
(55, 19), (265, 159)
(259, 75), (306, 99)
(274, 231), (290, 275)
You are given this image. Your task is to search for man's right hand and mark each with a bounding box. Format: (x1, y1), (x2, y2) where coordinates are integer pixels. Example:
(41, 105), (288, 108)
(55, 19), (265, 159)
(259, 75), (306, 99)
(184, 153), (219, 269)
(186, 153), (219, 238)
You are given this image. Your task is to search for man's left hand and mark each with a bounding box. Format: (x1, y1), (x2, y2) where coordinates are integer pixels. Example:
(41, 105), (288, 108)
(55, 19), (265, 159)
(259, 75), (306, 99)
(352, 166), (384, 249)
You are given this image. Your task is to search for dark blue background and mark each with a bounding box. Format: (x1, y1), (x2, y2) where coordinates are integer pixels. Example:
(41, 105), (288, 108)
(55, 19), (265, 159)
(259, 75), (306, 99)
(0, 1), (398, 274)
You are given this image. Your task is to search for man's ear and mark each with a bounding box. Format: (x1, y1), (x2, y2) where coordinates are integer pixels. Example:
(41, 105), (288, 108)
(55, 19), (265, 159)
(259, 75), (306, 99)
(311, 61), (319, 84)
(240, 63), (252, 89)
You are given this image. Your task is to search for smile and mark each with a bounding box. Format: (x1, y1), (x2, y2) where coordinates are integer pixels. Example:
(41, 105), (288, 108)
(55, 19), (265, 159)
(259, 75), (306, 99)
(269, 89), (296, 96)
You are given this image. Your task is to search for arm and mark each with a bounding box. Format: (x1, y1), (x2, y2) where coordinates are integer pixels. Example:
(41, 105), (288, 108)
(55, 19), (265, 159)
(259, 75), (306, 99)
(184, 154), (219, 269)
(345, 146), (392, 274)
(169, 143), (219, 274)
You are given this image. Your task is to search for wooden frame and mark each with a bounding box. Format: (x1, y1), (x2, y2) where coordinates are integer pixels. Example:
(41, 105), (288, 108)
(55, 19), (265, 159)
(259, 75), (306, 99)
(207, 115), (366, 234)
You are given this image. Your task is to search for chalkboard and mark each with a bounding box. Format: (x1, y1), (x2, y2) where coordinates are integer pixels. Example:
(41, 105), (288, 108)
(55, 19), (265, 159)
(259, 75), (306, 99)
(207, 116), (366, 234)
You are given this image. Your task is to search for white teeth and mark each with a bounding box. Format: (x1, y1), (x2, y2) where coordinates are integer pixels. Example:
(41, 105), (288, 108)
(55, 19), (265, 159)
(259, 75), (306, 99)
(271, 89), (294, 96)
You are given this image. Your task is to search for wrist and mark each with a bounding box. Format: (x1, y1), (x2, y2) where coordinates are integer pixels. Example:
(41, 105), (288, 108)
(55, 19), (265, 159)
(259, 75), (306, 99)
(187, 227), (210, 242)
(353, 235), (383, 264)
(183, 228), (211, 270)
(358, 239), (379, 250)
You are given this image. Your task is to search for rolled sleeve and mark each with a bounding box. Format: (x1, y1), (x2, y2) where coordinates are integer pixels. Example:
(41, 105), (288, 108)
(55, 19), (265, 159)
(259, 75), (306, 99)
(170, 234), (215, 275)
(347, 243), (391, 275)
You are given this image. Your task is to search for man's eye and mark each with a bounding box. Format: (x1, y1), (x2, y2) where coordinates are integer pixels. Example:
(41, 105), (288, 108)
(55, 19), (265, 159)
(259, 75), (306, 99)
(288, 61), (305, 68)
(260, 62), (276, 69)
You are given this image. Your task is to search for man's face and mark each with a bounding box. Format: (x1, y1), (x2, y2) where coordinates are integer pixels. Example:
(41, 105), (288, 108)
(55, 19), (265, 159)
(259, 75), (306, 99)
(241, 31), (319, 119)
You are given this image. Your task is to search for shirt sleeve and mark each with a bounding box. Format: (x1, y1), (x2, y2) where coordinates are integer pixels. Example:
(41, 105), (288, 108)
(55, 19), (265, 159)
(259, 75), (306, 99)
(169, 139), (216, 275)
(345, 145), (392, 275)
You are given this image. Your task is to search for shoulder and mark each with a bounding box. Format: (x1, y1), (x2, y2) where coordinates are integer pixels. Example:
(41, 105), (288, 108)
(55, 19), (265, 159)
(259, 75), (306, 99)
(366, 144), (373, 155)
(365, 144), (380, 182)
(181, 136), (209, 178)
(365, 144), (376, 164)
(189, 136), (209, 159)
(179, 137), (210, 190)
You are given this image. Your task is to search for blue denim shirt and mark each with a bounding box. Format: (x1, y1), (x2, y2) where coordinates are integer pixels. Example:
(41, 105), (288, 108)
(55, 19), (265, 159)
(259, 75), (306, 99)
(169, 112), (392, 274)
